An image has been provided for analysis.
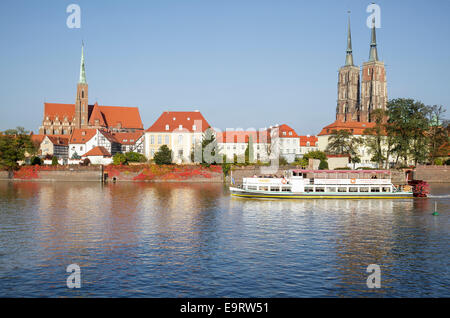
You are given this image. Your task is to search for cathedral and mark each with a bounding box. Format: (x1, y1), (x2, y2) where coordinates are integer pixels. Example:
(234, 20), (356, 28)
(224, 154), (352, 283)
(318, 16), (387, 163)
(335, 17), (387, 123)
(39, 44), (144, 135)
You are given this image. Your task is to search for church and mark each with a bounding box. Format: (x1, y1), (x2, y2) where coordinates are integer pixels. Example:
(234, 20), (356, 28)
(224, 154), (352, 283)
(38, 44), (144, 135)
(318, 17), (387, 165)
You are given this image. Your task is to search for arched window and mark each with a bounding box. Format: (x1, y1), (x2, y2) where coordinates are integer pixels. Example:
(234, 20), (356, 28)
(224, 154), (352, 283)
(82, 90), (84, 98)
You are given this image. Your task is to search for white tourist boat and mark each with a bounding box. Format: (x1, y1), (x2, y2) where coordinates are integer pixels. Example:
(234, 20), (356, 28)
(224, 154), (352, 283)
(230, 169), (417, 199)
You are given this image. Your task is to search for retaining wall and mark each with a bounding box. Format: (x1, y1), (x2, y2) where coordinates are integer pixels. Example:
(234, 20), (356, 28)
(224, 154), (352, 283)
(413, 165), (450, 183)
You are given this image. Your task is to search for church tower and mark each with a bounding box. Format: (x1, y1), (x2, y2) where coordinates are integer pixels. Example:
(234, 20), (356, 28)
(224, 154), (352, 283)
(360, 20), (387, 122)
(74, 43), (89, 129)
(336, 15), (360, 122)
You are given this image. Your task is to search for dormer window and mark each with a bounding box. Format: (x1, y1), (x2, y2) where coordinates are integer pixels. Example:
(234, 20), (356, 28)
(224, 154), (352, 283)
(283, 132), (286, 136)
(165, 124), (169, 131)
(179, 124), (183, 129)
(187, 117), (190, 121)
(192, 125), (197, 131)
(289, 131), (292, 136)
(82, 131), (86, 136)
(173, 117), (176, 121)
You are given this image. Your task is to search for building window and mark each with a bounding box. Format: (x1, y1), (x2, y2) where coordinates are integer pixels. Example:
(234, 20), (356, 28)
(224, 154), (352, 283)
(165, 125), (169, 131)
(307, 142), (310, 147)
(192, 125), (196, 131)
(165, 135), (169, 144)
(178, 135), (183, 144)
(179, 124), (183, 130)
(151, 135), (155, 144)
(158, 135), (162, 144)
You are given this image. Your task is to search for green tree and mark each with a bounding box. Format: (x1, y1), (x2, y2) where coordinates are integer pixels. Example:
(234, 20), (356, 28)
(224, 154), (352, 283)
(386, 98), (430, 166)
(0, 127), (35, 171)
(30, 156), (42, 166)
(198, 128), (220, 165)
(427, 105), (449, 162)
(125, 151), (147, 163)
(326, 129), (361, 159)
(112, 153), (128, 165)
(303, 150), (328, 170)
(363, 108), (387, 168)
(244, 135), (254, 164)
(154, 145), (173, 165)
(51, 156), (59, 166)
(71, 151), (81, 160)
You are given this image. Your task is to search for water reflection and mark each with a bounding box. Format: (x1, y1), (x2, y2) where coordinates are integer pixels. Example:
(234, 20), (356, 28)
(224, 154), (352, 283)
(0, 181), (448, 297)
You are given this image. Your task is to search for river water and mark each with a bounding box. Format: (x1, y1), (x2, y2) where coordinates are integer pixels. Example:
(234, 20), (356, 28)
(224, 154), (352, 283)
(0, 181), (448, 297)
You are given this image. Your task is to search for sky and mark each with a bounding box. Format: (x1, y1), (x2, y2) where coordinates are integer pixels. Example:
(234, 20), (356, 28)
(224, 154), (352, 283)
(0, 0), (449, 135)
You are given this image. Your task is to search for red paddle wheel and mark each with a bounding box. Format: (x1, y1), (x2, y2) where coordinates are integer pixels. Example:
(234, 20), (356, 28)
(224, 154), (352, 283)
(408, 180), (430, 197)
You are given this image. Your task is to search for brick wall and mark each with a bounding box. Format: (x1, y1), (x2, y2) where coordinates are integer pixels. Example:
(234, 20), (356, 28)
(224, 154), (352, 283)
(413, 165), (450, 183)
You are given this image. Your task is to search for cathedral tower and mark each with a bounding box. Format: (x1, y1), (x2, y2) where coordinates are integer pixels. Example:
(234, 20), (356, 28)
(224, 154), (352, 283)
(74, 43), (89, 128)
(360, 20), (387, 122)
(336, 15), (360, 122)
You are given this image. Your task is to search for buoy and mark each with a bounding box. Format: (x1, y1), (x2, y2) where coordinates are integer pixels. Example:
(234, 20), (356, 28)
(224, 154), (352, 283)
(432, 202), (439, 216)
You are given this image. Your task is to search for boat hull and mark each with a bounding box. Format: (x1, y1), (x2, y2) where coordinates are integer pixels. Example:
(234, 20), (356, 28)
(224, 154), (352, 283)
(229, 187), (414, 199)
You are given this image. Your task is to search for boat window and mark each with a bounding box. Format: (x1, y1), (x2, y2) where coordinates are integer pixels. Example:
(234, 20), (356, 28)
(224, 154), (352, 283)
(259, 186), (269, 191)
(338, 187), (347, 192)
(382, 187), (390, 193)
(282, 187), (291, 192)
(271, 186), (280, 192)
(370, 187), (380, 192)
(359, 187), (369, 192)
(305, 187), (314, 192)
(326, 187), (336, 192)
(315, 187), (325, 192)
(247, 186), (257, 191)
(349, 187), (358, 192)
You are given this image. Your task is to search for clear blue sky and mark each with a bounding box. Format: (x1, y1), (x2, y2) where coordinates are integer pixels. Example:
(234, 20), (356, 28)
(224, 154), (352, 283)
(0, 0), (449, 134)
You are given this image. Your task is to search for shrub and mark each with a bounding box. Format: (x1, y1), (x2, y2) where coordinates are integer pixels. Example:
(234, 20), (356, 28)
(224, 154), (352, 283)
(80, 158), (91, 166)
(125, 152), (147, 163)
(113, 153), (127, 165)
(279, 157), (289, 166)
(318, 160), (328, 170)
(51, 156), (58, 166)
(446, 158), (450, 165)
(434, 158), (444, 165)
(153, 145), (173, 165)
(30, 156), (42, 166)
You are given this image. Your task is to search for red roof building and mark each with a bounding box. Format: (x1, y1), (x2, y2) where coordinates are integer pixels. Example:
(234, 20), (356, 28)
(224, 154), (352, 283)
(146, 111), (210, 133)
(82, 146), (111, 157)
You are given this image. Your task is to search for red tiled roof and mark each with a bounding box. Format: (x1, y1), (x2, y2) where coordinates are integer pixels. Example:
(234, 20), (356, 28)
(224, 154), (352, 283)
(82, 146), (111, 157)
(276, 124), (300, 138)
(43, 103), (143, 129)
(318, 120), (376, 136)
(31, 134), (46, 144)
(43, 103), (75, 121)
(216, 130), (270, 143)
(69, 128), (97, 144)
(146, 111), (210, 133)
(46, 135), (69, 146)
(112, 131), (144, 145)
(96, 105), (143, 129)
(99, 129), (119, 143)
(88, 102), (106, 127)
(299, 135), (318, 147)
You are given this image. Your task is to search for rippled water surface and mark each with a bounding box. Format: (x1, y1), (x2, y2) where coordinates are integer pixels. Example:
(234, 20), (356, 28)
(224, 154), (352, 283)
(0, 181), (449, 297)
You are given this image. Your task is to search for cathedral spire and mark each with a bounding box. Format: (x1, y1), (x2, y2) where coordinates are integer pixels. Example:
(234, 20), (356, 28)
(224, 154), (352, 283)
(345, 13), (354, 66)
(369, 18), (379, 62)
(79, 42), (87, 84)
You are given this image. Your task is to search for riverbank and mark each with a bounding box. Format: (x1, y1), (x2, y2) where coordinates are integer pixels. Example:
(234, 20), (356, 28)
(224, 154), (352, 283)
(1, 164), (449, 183)
(0, 164), (224, 183)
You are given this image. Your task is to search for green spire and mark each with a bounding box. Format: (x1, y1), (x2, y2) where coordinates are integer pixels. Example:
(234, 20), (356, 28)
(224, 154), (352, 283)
(369, 18), (379, 62)
(79, 42), (87, 84)
(345, 13), (354, 66)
